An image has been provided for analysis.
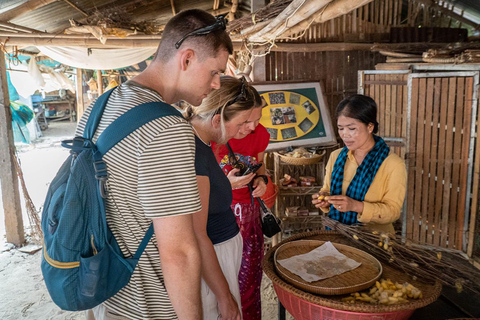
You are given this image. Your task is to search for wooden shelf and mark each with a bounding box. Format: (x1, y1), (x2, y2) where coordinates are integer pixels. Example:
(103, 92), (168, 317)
(272, 152), (327, 244)
(278, 186), (319, 195)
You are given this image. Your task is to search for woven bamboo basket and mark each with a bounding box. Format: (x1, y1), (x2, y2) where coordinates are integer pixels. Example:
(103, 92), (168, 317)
(276, 150), (326, 165)
(260, 181), (278, 209)
(263, 231), (442, 320)
(274, 240), (382, 295)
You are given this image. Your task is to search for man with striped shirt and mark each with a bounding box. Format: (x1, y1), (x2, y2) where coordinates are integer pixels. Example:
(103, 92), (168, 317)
(80, 9), (233, 320)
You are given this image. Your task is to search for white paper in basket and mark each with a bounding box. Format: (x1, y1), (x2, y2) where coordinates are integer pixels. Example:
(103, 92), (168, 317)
(277, 241), (362, 283)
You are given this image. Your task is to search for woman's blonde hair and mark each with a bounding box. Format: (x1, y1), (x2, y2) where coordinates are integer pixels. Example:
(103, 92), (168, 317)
(185, 76), (262, 140)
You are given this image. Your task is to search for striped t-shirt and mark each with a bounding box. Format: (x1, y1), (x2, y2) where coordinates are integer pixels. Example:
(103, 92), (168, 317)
(76, 81), (201, 319)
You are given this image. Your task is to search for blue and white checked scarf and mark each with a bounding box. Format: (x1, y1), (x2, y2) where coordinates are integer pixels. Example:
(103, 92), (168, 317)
(329, 136), (390, 225)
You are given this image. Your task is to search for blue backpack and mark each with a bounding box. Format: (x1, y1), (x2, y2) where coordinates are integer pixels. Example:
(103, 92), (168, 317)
(41, 88), (182, 311)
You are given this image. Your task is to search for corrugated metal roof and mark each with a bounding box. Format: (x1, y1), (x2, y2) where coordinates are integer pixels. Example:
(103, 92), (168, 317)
(449, 0), (480, 24)
(1, 0), (480, 36)
(5, 0), (235, 33)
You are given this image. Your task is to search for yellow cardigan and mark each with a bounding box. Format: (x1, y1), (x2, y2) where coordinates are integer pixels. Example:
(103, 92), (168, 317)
(320, 148), (407, 233)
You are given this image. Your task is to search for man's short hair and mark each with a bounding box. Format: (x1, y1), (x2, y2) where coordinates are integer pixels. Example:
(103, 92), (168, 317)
(156, 9), (233, 62)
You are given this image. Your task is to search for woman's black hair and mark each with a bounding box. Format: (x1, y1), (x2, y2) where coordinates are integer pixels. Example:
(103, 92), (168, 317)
(336, 94), (379, 134)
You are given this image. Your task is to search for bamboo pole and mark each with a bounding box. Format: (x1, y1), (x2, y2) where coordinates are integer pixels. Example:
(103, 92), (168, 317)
(0, 37), (161, 48)
(170, 0), (176, 15)
(234, 20), (270, 38)
(0, 22), (40, 33)
(0, 31), (163, 39)
(278, 0), (375, 40)
(228, 0), (239, 22)
(0, 0), (57, 22)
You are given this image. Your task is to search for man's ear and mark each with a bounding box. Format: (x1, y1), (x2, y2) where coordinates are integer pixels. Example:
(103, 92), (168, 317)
(180, 49), (195, 71)
(212, 114), (221, 128)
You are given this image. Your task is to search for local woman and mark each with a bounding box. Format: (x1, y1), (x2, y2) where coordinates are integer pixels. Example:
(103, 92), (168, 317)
(312, 94), (407, 233)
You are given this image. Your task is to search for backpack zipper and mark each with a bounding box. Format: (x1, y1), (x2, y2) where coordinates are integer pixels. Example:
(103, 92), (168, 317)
(91, 235), (98, 255)
(43, 242), (80, 269)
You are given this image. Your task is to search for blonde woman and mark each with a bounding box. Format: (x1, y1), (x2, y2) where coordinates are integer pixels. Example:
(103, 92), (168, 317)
(184, 76), (262, 320)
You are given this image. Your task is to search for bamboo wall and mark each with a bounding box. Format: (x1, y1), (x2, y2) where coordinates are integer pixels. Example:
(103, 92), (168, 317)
(279, 0), (465, 45)
(264, 50), (386, 125)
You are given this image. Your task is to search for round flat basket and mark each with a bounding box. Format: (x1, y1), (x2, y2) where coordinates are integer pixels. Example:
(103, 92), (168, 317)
(276, 150), (326, 165)
(274, 240), (382, 295)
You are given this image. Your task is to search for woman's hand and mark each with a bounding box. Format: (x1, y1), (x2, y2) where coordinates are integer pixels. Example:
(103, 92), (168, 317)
(251, 177), (267, 198)
(312, 191), (330, 208)
(226, 168), (255, 189)
(325, 195), (364, 213)
(217, 293), (241, 320)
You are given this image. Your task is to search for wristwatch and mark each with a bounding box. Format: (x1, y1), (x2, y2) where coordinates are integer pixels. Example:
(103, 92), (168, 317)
(256, 175), (268, 185)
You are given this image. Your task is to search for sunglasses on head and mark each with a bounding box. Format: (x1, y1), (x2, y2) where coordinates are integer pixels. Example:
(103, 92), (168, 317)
(214, 77), (249, 115)
(225, 76), (248, 108)
(175, 15), (227, 49)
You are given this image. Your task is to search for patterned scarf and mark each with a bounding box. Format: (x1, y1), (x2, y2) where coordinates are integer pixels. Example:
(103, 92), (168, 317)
(329, 135), (390, 225)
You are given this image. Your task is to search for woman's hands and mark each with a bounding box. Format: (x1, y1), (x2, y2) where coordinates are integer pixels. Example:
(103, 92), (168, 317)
(226, 168), (255, 189)
(312, 193), (364, 213)
(311, 191), (331, 209)
(226, 169), (267, 197)
(217, 292), (241, 320)
(251, 177), (267, 198)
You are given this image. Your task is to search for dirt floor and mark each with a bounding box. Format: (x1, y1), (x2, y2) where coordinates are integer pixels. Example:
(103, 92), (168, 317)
(0, 121), (293, 320)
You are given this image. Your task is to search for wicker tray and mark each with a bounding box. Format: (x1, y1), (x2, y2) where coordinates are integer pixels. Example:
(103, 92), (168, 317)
(274, 240), (382, 295)
(263, 230), (442, 314)
(276, 150), (326, 165)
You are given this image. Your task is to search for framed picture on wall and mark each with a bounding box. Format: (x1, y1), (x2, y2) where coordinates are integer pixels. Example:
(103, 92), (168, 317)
(253, 81), (336, 151)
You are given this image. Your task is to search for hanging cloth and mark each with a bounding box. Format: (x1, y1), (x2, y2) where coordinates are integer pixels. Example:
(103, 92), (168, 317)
(38, 46), (156, 70)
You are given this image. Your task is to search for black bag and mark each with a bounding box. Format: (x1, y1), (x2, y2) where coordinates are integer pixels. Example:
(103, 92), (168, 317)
(225, 142), (281, 237)
(257, 198), (282, 238)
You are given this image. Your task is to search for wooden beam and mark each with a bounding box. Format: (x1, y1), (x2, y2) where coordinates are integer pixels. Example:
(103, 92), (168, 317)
(252, 53), (266, 82)
(76, 68), (84, 121)
(251, 0), (268, 12)
(170, 0), (176, 16)
(96, 70), (103, 96)
(0, 0), (58, 22)
(0, 53), (25, 246)
(63, 0), (88, 17)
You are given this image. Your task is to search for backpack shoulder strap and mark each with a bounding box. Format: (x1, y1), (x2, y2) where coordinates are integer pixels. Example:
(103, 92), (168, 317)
(95, 101), (183, 155)
(95, 101), (182, 258)
(83, 88), (117, 140)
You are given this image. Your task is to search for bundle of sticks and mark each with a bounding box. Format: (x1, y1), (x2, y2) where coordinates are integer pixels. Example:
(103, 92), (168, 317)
(227, 0), (292, 35)
(14, 153), (43, 243)
(321, 216), (480, 294)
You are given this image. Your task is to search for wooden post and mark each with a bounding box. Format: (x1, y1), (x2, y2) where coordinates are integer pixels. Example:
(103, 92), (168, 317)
(252, 51), (266, 82)
(96, 70), (104, 96)
(251, 0), (267, 12)
(250, 0), (267, 82)
(76, 68), (84, 122)
(0, 53), (25, 246)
